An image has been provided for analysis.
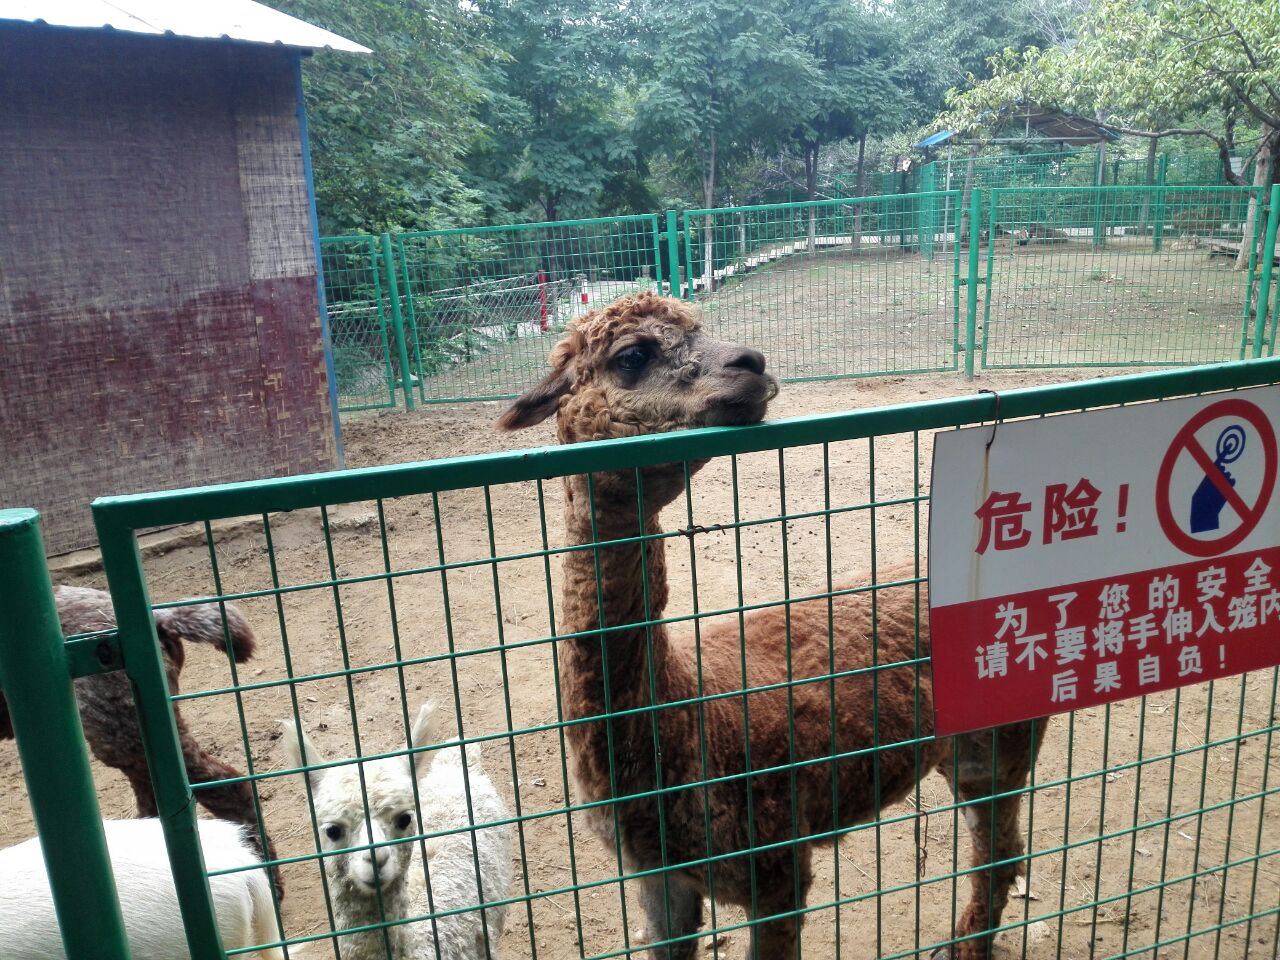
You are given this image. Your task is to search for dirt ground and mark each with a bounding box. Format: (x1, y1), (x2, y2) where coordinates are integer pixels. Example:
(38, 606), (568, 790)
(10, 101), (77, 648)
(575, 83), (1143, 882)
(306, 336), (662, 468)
(5, 366), (1279, 960)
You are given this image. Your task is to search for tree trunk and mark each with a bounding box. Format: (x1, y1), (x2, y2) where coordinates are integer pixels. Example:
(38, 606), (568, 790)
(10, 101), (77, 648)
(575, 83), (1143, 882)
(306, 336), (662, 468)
(853, 132), (867, 251)
(1138, 137), (1158, 233)
(805, 142), (819, 254)
(1238, 129), (1277, 271)
(702, 128), (716, 294)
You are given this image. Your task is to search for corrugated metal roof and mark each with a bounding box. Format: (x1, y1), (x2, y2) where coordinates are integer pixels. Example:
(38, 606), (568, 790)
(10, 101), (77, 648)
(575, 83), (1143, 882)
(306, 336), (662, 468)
(0, 0), (370, 53)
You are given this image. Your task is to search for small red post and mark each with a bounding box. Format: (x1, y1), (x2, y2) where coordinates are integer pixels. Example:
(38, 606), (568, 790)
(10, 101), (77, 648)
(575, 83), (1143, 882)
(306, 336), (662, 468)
(538, 270), (549, 332)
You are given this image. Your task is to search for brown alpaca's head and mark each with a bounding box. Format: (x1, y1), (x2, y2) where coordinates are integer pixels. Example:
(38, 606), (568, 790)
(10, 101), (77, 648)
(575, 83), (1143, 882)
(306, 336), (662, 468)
(498, 291), (778, 442)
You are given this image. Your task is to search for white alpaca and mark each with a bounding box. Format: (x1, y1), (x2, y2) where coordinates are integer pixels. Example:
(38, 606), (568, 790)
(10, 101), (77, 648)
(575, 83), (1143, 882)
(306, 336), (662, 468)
(0, 817), (283, 960)
(280, 702), (513, 960)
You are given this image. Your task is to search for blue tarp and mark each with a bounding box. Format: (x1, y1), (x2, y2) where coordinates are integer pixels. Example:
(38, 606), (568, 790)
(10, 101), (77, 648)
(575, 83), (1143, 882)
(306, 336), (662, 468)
(913, 130), (954, 149)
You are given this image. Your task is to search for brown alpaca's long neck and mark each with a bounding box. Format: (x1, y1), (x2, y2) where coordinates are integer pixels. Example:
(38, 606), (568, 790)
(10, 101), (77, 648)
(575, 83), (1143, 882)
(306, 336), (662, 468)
(558, 474), (681, 724)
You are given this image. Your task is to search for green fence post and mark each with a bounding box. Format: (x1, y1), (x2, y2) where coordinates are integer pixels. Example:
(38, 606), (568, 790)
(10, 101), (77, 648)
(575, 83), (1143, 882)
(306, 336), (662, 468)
(665, 210), (681, 299)
(93, 513), (226, 960)
(680, 212), (695, 300)
(650, 215), (665, 294)
(381, 232), (416, 411)
(1153, 155), (1168, 252)
(921, 165), (937, 261)
(0, 509), (132, 960)
(965, 189), (982, 380)
(1253, 184), (1280, 358)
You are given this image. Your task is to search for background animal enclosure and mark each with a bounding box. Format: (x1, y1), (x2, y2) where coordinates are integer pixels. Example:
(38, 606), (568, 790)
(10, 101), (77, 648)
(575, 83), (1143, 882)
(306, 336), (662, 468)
(321, 184), (1279, 411)
(7, 362), (1278, 960)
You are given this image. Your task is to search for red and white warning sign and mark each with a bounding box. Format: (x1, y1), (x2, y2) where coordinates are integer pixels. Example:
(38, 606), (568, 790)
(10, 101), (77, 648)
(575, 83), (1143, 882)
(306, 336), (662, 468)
(928, 388), (1280, 736)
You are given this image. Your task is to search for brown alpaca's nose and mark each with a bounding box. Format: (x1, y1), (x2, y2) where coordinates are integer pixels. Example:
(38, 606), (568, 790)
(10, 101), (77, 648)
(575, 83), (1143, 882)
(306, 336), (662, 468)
(725, 347), (767, 376)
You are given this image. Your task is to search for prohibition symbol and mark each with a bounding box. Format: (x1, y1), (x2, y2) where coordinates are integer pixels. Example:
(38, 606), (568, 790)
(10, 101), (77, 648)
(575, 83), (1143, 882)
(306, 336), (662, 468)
(1156, 398), (1277, 557)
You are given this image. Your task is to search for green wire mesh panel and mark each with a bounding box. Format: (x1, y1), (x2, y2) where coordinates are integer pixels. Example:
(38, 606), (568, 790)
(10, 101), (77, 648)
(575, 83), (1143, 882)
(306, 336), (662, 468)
(84, 359), (1280, 960)
(905, 148), (1249, 196)
(394, 216), (662, 403)
(981, 186), (1266, 369)
(682, 193), (962, 382)
(320, 236), (399, 412)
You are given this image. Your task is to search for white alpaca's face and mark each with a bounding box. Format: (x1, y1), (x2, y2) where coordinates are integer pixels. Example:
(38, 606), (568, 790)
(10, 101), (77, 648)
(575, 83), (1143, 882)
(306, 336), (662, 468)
(312, 762), (420, 892)
(281, 703), (443, 896)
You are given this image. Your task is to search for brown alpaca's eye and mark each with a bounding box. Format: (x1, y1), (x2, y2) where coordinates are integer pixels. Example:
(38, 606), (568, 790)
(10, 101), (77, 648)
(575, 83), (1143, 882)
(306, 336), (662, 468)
(394, 812), (413, 832)
(614, 345), (651, 373)
(324, 823), (344, 842)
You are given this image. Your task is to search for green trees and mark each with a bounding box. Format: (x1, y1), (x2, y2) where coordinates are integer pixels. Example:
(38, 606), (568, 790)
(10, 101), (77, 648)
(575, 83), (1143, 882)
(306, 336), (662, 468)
(274, 0), (1072, 233)
(942, 0), (1279, 265)
(271, 0), (495, 234)
(637, 0), (815, 214)
(468, 0), (645, 222)
(785, 0), (903, 206)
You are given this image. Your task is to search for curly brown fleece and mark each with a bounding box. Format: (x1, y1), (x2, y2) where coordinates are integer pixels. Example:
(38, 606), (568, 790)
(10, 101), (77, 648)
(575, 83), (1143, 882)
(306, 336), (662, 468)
(500, 291), (1046, 960)
(0, 586), (281, 898)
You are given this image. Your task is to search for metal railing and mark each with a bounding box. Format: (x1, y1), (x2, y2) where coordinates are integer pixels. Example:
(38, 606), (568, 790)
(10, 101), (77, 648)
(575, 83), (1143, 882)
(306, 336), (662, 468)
(4, 358), (1280, 958)
(321, 186), (1280, 407)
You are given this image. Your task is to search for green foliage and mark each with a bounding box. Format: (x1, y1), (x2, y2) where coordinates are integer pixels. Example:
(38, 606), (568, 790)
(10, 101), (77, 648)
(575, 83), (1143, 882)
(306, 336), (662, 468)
(637, 0), (818, 206)
(267, 0), (496, 233)
(782, 0), (907, 197)
(276, 0), (1085, 232)
(467, 0), (643, 220)
(889, 0), (1050, 125)
(942, 0), (1278, 173)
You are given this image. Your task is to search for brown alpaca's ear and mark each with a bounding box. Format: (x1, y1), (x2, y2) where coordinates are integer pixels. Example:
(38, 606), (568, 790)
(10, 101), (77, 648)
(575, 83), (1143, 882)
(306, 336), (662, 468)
(497, 363), (573, 430)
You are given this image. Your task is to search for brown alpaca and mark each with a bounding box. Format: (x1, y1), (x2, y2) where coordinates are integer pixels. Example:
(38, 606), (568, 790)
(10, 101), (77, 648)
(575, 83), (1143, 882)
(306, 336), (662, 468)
(498, 291), (1047, 960)
(0, 586), (282, 898)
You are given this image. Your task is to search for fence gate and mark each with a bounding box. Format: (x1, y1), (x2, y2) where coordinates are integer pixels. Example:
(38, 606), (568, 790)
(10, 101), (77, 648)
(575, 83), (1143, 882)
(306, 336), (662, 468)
(980, 186), (1268, 371)
(394, 215), (663, 403)
(319, 234), (402, 412)
(679, 192), (964, 383)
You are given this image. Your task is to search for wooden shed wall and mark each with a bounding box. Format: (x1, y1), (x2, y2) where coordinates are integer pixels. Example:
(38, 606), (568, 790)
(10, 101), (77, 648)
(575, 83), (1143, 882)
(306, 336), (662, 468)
(0, 28), (337, 554)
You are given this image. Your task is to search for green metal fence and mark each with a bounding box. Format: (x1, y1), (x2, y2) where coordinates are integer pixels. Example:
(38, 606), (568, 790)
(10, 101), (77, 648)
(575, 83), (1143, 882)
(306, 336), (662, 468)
(320, 235), (405, 412)
(981, 186), (1268, 369)
(678, 192), (963, 380)
(1, 358), (1274, 959)
(393, 215), (663, 403)
(320, 185), (1278, 407)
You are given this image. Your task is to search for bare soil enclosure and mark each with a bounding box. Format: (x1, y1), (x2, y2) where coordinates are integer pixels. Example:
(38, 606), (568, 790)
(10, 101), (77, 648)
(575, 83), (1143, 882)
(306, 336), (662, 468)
(5, 369), (1278, 960)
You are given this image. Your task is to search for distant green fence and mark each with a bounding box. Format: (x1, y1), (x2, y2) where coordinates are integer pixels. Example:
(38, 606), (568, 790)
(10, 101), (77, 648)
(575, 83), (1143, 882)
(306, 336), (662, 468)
(982, 186), (1270, 369)
(321, 185), (1279, 406)
(393, 215), (663, 403)
(319, 235), (401, 413)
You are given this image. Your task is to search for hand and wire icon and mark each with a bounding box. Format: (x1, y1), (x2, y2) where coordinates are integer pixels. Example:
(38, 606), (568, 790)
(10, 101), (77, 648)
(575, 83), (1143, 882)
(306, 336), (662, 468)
(1190, 424), (1247, 534)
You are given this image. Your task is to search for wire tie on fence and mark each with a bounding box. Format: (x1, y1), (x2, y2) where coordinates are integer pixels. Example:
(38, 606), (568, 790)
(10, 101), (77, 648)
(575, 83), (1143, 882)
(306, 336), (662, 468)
(680, 522), (728, 540)
(978, 388), (1003, 450)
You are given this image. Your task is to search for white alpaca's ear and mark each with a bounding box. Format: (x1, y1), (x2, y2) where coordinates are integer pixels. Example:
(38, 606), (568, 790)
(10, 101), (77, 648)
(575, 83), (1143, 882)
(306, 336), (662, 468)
(497, 362), (573, 430)
(279, 718), (327, 790)
(410, 701), (447, 750)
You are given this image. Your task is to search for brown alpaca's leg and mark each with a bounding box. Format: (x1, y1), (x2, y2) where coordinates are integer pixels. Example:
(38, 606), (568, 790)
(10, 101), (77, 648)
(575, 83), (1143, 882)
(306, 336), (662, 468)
(637, 872), (703, 960)
(745, 845), (811, 960)
(936, 720), (1047, 960)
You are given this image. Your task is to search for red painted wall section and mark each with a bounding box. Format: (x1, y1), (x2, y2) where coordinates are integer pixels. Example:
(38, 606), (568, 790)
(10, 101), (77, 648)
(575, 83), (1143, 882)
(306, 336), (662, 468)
(0, 28), (337, 552)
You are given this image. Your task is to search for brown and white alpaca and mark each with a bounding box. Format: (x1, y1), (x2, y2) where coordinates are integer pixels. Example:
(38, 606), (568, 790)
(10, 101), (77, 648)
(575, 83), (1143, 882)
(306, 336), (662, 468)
(498, 291), (1047, 960)
(0, 586), (281, 898)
